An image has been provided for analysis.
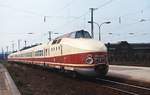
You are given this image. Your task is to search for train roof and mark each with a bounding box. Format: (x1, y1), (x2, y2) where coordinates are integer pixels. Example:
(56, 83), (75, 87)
(55, 30), (91, 40)
(8, 30), (93, 56)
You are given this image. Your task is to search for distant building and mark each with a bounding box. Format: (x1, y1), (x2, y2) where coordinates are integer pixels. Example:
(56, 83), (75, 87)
(106, 41), (150, 65)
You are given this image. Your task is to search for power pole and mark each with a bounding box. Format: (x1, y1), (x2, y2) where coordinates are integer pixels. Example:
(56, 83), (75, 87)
(1, 47), (3, 59)
(18, 40), (21, 51)
(6, 46), (8, 53)
(24, 40), (27, 48)
(48, 31), (52, 41)
(90, 8), (94, 38)
(89, 8), (97, 38)
(18, 40), (19, 50)
(12, 43), (14, 52)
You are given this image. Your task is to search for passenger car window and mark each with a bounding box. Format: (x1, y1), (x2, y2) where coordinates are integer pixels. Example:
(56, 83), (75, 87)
(52, 40), (57, 45)
(57, 39), (61, 44)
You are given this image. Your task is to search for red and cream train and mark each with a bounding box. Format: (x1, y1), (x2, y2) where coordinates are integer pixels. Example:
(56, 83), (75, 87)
(8, 30), (109, 76)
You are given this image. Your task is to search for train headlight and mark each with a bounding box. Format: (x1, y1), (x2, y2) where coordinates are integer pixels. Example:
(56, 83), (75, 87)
(85, 56), (93, 64)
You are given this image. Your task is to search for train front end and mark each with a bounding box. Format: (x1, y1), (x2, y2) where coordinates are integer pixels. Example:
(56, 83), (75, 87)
(74, 39), (109, 77)
(61, 30), (109, 77)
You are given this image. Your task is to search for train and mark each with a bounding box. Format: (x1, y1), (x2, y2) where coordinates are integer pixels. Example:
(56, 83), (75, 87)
(8, 30), (109, 77)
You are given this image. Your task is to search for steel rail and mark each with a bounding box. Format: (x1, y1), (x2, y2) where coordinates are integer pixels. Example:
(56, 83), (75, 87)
(96, 78), (150, 95)
(97, 78), (150, 91)
(103, 86), (139, 95)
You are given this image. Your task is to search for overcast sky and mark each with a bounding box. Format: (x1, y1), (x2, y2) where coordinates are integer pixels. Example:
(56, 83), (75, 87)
(0, 0), (150, 52)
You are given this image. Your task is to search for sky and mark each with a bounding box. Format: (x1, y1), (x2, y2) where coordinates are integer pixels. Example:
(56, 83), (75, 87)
(0, 0), (150, 52)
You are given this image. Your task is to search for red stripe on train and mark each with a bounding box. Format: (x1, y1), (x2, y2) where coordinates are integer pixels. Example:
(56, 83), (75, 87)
(8, 52), (107, 64)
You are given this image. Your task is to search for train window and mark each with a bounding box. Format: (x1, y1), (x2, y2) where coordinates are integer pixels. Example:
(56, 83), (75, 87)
(48, 48), (50, 55)
(35, 50), (43, 56)
(41, 50), (43, 56)
(52, 40), (57, 45)
(75, 31), (82, 38)
(45, 49), (48, 56)
(57, 39), (61, 44)
(75, 30), (91, 38)
(58, 46), (60, 50)
(25, 52), (32, 57)
(84, 31), (92, 38)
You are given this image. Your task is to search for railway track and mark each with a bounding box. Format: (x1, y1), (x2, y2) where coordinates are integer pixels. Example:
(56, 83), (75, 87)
(96, 78), (150, 95)
(6, 62), (150, 95)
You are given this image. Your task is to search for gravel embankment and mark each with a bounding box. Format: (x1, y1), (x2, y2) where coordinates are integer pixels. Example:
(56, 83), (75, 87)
(4, 62), (123, 95)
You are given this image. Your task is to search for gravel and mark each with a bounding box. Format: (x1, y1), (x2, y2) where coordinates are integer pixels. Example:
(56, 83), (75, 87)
(5, 62), (123, 95)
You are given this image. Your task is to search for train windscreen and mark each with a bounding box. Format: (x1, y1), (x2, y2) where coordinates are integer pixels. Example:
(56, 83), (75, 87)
(75, 30), (91, 38)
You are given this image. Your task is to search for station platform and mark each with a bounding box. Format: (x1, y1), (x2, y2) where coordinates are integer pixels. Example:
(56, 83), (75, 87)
(0, 64), (21, 95)
(108, 65), (150, 83)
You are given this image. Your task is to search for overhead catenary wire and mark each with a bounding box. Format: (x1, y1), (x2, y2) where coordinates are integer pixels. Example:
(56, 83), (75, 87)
(1, 0), (149, 43)
(54, 0), (116, 32)
(0, 0), (77, 20)
(96, 0), (114, 10)
(95, 6), (150, 37)
(43, 0), (78, 22)
(55, 0), (74, 15)
(54, 11), (89, 31)
(0, 0), (149, 25)
(0, 0), (116, 34)
(0, 4), (43, 17)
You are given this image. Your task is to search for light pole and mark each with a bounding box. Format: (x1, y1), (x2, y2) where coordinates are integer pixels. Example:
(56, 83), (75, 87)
(1, 47), (5, 60)
(24, 40), (27, 48)
(48, 31), (59, 41)
(18, 39), (21, 51)
(6, 46), (9, 54)
(88, 21), (111, 41)
(48, 31), (52, 41)
(89, 8), (97, 38)
(11, 41), (14, 52)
